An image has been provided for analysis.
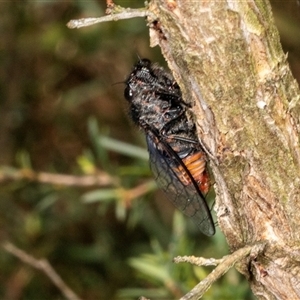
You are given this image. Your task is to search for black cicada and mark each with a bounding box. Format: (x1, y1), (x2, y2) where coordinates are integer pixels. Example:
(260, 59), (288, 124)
(124, 59), (215, 236)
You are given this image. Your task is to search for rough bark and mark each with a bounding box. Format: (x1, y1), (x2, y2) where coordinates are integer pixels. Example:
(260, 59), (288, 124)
(147, 0), (300, 299)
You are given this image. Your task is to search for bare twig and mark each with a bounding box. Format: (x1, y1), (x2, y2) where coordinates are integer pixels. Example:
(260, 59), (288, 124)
(2, 242), (82, 300)
(121, 180), (157, 205)
(0, 166), (115, 187)
(67, 6), (153, 29)
(173, 255), (223, 267)
(175, 244), (266, 300)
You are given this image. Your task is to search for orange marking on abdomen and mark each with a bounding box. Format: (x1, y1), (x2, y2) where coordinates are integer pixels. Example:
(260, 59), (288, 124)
(176, 151), (210, 194)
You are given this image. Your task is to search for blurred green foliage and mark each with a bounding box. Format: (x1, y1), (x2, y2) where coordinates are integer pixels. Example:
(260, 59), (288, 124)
(0, 1), (299, 299)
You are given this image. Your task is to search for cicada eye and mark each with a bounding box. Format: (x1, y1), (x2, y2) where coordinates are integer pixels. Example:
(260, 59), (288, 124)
(137, 58), (151, 68)
(124, 85), (133, 101)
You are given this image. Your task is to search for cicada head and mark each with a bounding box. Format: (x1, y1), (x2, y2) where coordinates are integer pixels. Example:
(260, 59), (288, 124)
(124, 59), (154, 101)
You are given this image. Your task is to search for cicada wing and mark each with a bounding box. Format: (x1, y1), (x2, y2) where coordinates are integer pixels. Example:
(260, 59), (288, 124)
(146, 134), (215, 236)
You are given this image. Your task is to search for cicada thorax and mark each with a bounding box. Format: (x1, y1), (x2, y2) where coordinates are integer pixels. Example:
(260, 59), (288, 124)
(175, 151), (210, 195)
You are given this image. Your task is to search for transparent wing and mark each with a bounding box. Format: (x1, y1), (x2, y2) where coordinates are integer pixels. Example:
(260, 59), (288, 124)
(146, 134), (215, 236)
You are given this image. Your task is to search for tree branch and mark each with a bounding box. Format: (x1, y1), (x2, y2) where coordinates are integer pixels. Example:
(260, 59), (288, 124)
(174, 243), (266, 300)
(67, 5), (153, 29)
(2, 242), (82, 300)
(0, 166), (114, 187)
(147, 0), (300, 298)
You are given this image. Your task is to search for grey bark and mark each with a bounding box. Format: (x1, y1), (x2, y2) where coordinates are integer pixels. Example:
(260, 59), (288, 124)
(147, 0), (300, 299)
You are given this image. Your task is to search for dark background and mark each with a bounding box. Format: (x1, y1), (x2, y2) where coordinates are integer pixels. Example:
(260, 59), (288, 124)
(0, 1), (299, 299)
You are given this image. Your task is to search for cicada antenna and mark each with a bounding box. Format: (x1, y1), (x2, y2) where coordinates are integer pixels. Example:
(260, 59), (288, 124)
(112, 81), (126, 86)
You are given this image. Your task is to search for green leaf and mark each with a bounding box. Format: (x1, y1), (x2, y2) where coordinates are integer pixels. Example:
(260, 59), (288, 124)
(82, 188), (119, 203)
